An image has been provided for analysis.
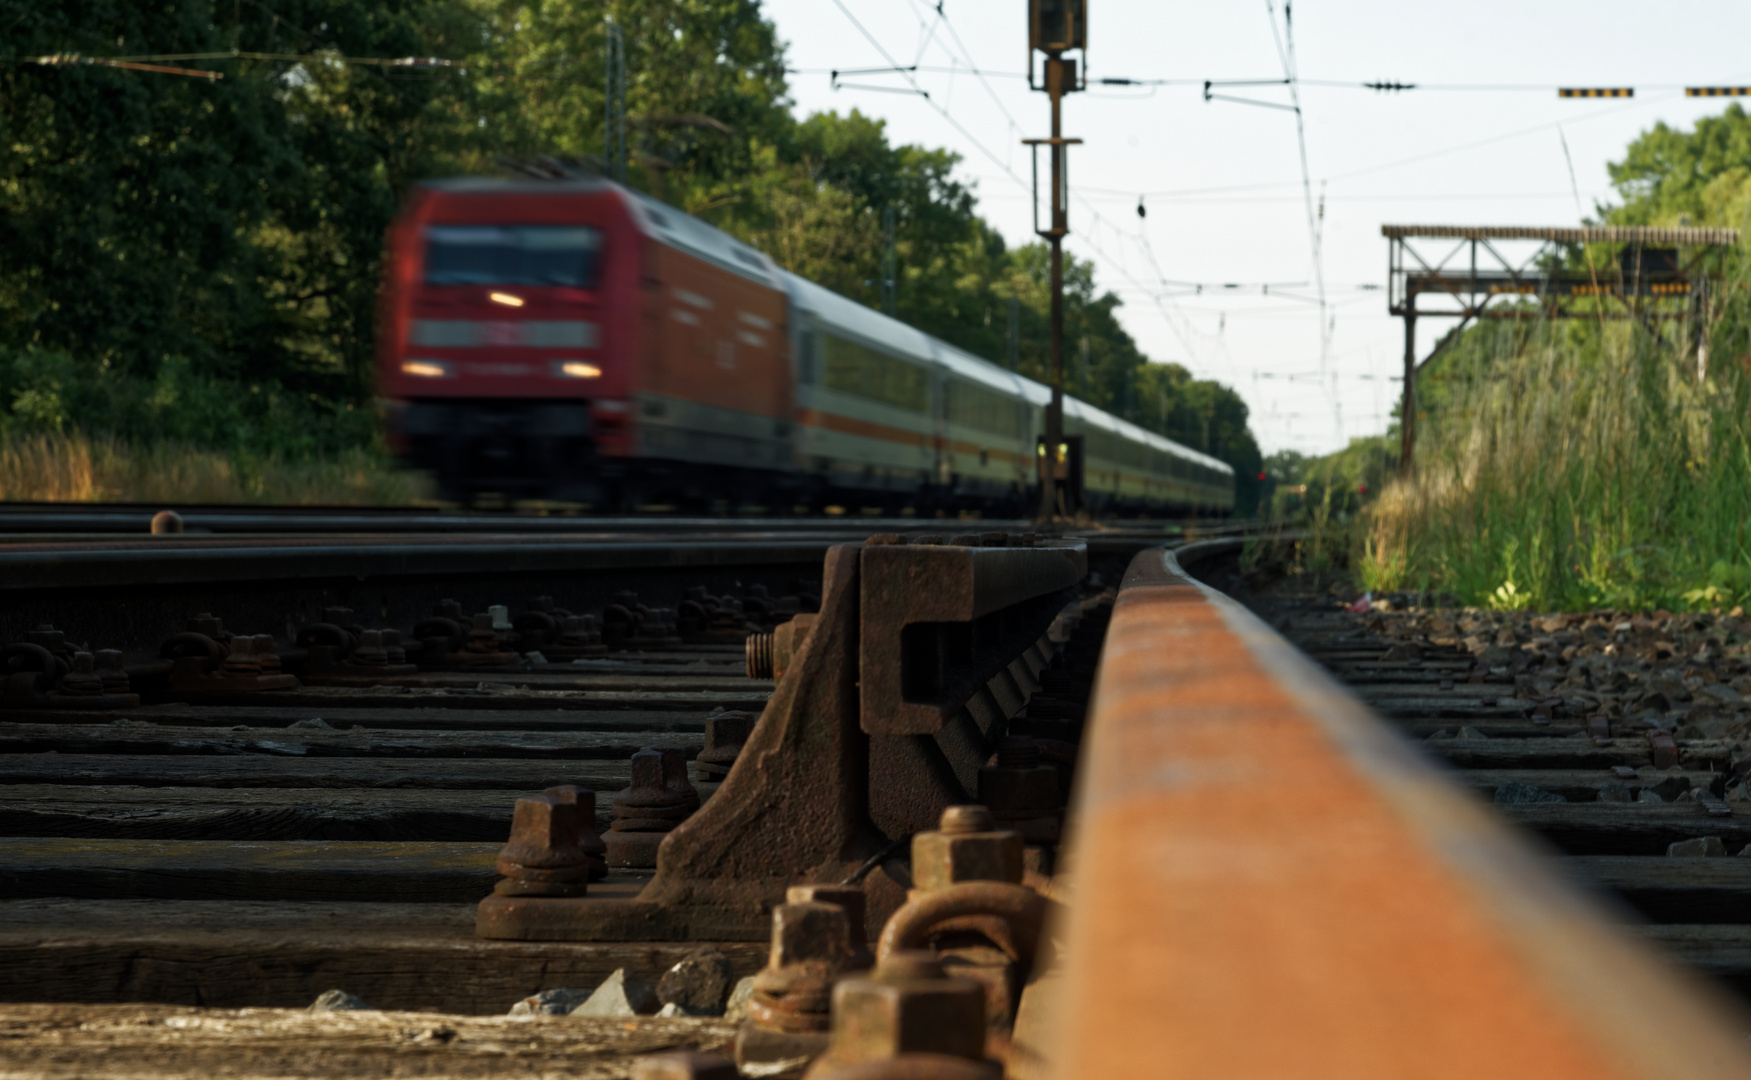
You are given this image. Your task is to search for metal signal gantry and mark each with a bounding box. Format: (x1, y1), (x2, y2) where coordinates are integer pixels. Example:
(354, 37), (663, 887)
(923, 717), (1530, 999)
(1382, 224), (1739, 474)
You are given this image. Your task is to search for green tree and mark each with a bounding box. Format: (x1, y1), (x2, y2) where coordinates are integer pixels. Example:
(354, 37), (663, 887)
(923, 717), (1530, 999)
(0, 0), (471, 407)
(0, 0), (1265, 499)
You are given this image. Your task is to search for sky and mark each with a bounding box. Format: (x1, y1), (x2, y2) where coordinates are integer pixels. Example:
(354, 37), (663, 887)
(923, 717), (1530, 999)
(761, 0), (1751, 457)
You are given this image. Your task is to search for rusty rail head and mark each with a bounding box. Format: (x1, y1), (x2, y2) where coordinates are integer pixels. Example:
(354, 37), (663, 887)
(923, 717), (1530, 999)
(1050, 543), (1751, 1080)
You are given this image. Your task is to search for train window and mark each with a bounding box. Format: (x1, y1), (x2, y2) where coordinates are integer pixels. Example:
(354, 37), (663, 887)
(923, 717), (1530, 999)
(423, 226), (603, 288)
(822, 335), (928, 412)
(946, 380), (1021, 437)
(799, 330), (819, 384)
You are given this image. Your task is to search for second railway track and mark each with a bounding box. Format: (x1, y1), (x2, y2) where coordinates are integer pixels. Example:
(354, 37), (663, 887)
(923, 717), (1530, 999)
(4, 528), (1751, 1078)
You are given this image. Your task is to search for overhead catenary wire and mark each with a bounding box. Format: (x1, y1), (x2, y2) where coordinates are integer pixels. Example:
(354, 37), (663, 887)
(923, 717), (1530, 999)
(1263, 0), (1329, 378)
(826, 0), (1223, 377)
(789, 64), (1710, 94)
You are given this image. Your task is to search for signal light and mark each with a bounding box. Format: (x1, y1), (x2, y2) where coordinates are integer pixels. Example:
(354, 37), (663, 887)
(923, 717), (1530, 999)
(1257, 472), (1267, 481)
(555, 360), (602, 379)
(489, 291), (525, 307)
(401, 359), (450, 378)
(1029, 0), (1086, 53)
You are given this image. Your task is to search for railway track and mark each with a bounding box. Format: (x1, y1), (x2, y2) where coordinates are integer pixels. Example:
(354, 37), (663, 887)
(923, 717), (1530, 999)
(2, 529), (1750, 1078)
(0, 501), (1257, 537)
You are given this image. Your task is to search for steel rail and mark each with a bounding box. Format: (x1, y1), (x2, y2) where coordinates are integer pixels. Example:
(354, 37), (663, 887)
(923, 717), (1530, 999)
(0, 537), (846, 591)
(0, 504), (1255, 538)
(0, 527), (1232, 593)
(1049, 540), (1751, 1078)
(0, 507), (1044, 535)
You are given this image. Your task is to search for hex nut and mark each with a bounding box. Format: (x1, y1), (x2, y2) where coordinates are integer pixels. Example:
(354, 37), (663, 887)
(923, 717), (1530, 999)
(499, 795), (586, 869)
(825, 951), (986, 1064)
(747, 902), (854, 1035)
(786, 884), (873, 968)
(769, 901), (854, 971)
(912, 827), (1023, 893)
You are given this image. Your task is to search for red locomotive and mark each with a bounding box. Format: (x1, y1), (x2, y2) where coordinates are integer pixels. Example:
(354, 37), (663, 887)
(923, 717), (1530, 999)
(378, 177), (1233, 514)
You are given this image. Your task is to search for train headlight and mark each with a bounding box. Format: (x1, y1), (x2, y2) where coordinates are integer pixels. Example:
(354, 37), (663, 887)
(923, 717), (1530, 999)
(401, 359), (452, 378)
(553, 360), (602, 379)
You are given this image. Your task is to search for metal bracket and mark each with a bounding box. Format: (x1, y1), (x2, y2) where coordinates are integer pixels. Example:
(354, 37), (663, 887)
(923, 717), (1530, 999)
(476, 535), (1087, 942)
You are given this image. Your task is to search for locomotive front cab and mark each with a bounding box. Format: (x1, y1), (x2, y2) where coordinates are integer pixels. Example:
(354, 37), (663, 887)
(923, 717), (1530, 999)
(380, 181), (640, 503)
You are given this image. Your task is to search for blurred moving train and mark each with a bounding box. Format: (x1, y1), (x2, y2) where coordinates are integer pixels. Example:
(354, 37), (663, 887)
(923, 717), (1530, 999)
(378, 177), (1234, 515)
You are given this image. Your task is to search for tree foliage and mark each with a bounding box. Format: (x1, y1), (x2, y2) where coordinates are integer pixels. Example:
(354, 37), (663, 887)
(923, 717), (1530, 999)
(0, 0), (1260, 501)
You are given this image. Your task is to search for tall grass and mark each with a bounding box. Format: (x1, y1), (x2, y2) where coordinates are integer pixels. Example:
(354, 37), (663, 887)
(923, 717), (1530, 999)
(0, 346), (429, 505)
(0, 431), (426, 505)
(1360, 314), (1751, 612)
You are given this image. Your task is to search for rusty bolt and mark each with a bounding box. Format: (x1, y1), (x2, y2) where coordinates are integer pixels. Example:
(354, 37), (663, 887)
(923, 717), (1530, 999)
(763, 613), (818, 682)
(612, 750), (689, 820)
(494, 795), (590, 897)
(543, 783), (606, 883)
(787, 884), (873, 969)
(464, 613), (499, 654)
(697, 711), (755, 780)
(378, 628), (407, 664)
(643, 606), (680, 639)
(748, 901), (855, 1034)
(822, 950), (987, 1066)
(250, 635), (284, 675)
(559, 615), (602, 648)
(786, 884), (868, 943)
(499, 794), (587, 869)
(29, 625), (69, 655)
(221, 636), (261, 677)
(94, 650), (129, 693)
(977, 737), (1060, 844)
(737, 901), (856, 1067)
(543, 785), (608, 856)
(643, 745), (700, 812)
(58, 652), (105, 696)
(912, 806), (1023, 893)
(606, 749), (692, 869)
(747, 614), (819, 681)
(632, 1052), (738, 1080)
(746, 631), (775, 678)
(769, 901), (854, 971)
(353, 629), (390, 667)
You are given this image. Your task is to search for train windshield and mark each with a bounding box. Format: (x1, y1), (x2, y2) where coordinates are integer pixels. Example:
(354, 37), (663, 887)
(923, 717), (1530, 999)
(422, 226), (603, 288)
